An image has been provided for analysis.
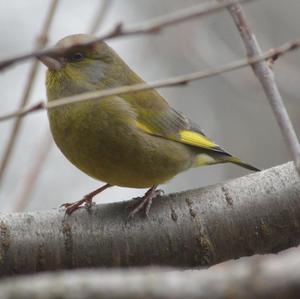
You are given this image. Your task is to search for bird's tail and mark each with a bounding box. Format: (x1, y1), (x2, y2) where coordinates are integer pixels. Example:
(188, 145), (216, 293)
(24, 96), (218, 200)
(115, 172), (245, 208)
(226, 156), (260, 172)
(195, 152), (260, 172)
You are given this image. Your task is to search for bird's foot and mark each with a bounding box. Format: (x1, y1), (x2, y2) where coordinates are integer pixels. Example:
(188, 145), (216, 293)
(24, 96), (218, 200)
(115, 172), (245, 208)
(61, 194), (94, 215)
(127, 185), (163, 220)
(61, 183), (112, 215)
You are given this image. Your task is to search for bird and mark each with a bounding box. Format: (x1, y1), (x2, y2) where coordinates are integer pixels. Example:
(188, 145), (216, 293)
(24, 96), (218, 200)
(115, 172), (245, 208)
(39, 34), (259, 218)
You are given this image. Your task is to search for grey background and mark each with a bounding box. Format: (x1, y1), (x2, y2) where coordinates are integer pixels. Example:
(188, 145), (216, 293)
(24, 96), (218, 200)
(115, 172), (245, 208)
(0, 0), (299, 211)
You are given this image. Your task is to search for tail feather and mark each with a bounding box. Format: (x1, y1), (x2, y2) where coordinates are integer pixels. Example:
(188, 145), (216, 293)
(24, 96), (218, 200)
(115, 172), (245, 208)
(227, 156), (260, 172)
(195, 152), (260, 172)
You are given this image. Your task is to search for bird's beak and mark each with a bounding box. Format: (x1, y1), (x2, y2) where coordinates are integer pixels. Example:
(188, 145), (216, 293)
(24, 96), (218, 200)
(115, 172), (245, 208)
(38, 55), (63, 70)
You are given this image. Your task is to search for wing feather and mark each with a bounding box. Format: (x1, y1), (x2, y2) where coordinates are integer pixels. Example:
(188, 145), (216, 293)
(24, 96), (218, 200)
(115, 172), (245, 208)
(134, 106), (228, 155)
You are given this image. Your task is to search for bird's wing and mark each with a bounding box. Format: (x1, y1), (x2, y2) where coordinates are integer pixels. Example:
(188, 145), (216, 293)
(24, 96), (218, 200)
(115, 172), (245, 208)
(132, 102), (228, 155)
(125, 93), (259, 171)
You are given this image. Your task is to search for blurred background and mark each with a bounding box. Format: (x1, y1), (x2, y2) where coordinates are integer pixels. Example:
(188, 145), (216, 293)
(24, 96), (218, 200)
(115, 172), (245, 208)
(0, 0), (299, 212)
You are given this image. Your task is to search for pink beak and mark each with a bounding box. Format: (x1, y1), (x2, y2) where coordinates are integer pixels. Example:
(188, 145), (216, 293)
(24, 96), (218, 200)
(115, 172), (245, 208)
(38, 55), (63, 70)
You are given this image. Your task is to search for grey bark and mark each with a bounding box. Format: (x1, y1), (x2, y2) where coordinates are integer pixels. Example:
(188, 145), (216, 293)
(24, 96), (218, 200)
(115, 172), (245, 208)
(0, 162), (299, 276)
(1, 249), (300, 299)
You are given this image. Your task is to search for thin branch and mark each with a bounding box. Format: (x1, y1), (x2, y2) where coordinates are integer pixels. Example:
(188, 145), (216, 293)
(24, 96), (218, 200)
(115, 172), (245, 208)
(0, 38), (300, 122)
(0, 0), (58, 185)
(219, 0), (300, 171)
(12, 132), (52, 212)
(0, 102), (45, 122)
(1, 249), (300, 299)
(0, 0), (257, 71)
(88, 0), (113, 34)
(11, 0), (114, 213)
(0, 162), (299, 276)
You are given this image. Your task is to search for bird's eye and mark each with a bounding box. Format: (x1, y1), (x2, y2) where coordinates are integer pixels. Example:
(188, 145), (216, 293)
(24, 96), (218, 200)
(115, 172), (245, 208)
(68, 52), (85, 62)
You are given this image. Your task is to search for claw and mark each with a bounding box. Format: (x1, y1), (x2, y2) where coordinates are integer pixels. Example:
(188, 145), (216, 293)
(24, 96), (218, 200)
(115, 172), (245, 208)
(61, 183), (111, 215)
(63, 197), (91, 215)
(60, 202), (74, 208)
(127, 185), (161, 220)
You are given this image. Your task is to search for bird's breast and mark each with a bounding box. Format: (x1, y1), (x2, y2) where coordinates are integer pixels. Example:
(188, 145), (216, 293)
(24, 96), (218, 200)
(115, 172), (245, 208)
(48, 98), (194, 187)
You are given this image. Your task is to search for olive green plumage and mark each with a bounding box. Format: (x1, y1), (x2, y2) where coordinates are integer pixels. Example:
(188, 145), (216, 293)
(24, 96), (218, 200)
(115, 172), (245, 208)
(43, 34), (258, 189)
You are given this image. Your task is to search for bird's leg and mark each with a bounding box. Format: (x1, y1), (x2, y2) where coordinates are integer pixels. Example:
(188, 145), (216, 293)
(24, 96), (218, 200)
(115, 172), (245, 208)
(62, 183), (112, 215)
(128, 185), (162, 219)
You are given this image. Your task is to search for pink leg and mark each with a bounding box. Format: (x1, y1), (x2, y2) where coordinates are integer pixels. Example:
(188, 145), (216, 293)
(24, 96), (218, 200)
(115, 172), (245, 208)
(128, 185), (162, 219)
(62, 183), (112, 215)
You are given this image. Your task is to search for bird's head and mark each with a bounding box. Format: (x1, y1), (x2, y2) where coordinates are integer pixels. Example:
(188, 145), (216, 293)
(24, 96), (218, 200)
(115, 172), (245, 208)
(39, 34), (133, 100)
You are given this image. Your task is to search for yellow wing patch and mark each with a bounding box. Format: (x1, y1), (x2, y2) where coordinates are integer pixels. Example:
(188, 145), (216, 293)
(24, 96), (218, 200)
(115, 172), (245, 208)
(178, 130), (218, 150)
(195, 154), (217, 166)
(136, 120), (219, 150)
(135, 121), (153, 134)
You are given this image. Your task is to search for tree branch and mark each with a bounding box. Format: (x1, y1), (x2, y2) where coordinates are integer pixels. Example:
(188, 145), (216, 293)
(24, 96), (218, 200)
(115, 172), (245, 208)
(1, 248), (300, 298)
(0, 162), (299, 276)
(88, 0), (113, 35)
(220, 0), (300, 171)
(10, 0), (113, 213)
(0, 0), (257, 71)
(12, 132), (52, 212)
(0, 0), (58, 186)
(1, 37), (300, 123)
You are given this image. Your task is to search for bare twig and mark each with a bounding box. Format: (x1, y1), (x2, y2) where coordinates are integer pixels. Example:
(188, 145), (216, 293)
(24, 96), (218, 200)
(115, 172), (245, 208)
(12, 132), (52, 212)
(0, 38), (299, 123)
(12, 0), (114, 212)
(0, 0), (257, 71)
(0, 162), (299, 276)
(0, 102), (44, 122)
(88, 0), (113, 34)
(1, 249), (300, 299)
(0, 0), (58, 185)
(219, 0), (300, 171)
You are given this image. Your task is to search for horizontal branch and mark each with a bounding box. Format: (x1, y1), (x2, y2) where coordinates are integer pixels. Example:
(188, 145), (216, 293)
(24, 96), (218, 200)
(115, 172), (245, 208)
(1, 247), (300, 298)
(0, 0), (257, 71)
(1, 38), (300, 123)
(0, 162), (299, 276)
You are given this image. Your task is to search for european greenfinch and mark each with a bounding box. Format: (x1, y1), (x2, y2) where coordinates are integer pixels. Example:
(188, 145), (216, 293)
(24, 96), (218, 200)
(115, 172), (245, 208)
(39, 34), (259, 218)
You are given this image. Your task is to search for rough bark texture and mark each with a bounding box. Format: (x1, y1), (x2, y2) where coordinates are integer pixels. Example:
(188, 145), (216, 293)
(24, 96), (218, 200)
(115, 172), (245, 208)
(1, 249), (300, 299)
(0, 162), (299, 276)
